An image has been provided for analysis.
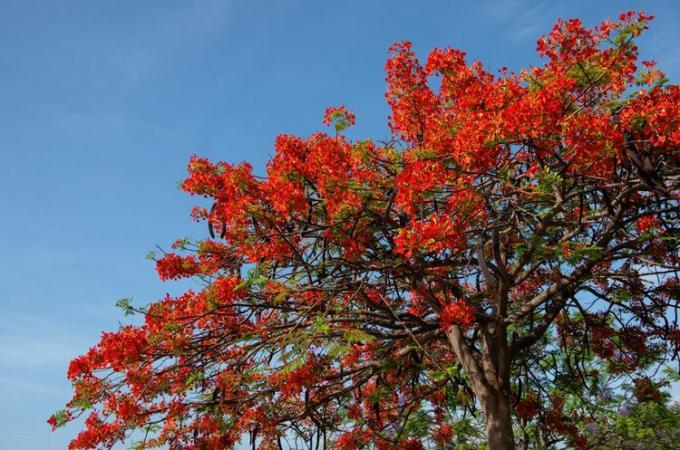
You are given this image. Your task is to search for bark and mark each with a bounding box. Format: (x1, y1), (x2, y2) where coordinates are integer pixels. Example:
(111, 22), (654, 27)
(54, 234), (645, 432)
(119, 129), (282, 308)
(446, 325), (515, 450)
(479, 389), (515, 450)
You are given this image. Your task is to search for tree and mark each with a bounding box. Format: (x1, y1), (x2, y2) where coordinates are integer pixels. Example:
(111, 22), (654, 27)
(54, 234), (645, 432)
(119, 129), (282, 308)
(585, 394), (680, 449)
(51, 11), (680, 450)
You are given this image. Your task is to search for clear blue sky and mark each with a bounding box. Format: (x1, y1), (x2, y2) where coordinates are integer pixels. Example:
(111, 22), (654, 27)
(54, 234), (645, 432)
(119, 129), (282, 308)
(0, 1), (678, 448)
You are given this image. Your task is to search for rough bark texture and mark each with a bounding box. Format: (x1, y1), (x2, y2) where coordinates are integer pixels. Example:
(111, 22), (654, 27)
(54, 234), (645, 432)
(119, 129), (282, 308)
(481, 391), (515, 450)
(447, 324), (515, 449)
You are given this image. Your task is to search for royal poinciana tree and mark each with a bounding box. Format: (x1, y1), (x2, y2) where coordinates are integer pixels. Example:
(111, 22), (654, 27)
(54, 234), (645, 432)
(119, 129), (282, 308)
(52, 12), (680, 450)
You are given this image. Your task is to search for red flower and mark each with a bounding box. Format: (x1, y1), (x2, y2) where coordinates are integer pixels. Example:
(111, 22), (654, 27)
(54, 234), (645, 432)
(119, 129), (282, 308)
(439, 299), (475, 332)
(635, 215), (660, 233)
(323, 105), (356, 132)
(155, 253), (201, 281)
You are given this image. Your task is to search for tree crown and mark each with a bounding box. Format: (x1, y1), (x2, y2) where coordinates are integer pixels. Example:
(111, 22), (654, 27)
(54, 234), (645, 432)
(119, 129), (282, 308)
(52, 11), (679, 450)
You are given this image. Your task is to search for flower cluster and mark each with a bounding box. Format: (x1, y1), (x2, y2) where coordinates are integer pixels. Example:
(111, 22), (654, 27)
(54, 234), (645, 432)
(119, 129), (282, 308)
(323, 105), (356, 132)
(439, 299), (475, 332)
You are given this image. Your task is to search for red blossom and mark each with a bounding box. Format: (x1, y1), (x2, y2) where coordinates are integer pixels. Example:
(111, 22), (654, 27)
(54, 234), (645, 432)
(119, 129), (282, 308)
(155, 253), (201, 281)
(323, 105), (356, 132)
(439, 299), (475, 332)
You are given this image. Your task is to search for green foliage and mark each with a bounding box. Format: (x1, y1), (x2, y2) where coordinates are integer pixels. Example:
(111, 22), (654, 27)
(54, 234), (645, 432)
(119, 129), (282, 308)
(184, 370), (204, 391)
(115, 297), (135, 316)
(235, 264), (269, 290)
(325, 342), (350, 358)
(279, 353), (308, 376)
(50, 410), (71, 429)
(589, 398), (680, 449)
(535, 167), (563, 194)
(343, 328), (375, 343)
(403, 410), (429, 438)
(310, 316), (331, 336)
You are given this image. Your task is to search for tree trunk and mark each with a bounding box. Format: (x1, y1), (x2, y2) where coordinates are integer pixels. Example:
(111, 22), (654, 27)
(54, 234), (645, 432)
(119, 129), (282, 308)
(446, 325), (515, 450)
(480, 389), (515, 450)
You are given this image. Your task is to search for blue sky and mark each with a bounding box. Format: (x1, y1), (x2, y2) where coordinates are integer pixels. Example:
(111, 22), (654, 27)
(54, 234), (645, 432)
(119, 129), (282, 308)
(0, 1), (678, 448)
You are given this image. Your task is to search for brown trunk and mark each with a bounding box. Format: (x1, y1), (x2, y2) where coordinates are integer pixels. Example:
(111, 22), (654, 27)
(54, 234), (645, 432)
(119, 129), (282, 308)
(480, 389), (515, 450)
(446, 325), (515, 450)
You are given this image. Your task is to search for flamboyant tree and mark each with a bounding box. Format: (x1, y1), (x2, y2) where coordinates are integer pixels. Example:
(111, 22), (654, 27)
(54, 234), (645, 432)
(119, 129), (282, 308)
(51, 12), (680, 450)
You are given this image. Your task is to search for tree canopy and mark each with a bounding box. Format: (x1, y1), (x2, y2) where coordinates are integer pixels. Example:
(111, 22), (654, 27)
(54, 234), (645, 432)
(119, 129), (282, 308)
(52, 11), (679, 450)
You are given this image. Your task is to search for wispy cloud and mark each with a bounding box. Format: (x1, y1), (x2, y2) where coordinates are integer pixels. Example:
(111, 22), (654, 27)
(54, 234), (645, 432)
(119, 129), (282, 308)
(480, 0), (529, 23)
(507, 2), (556, 43)
(477, 0), (560, 49)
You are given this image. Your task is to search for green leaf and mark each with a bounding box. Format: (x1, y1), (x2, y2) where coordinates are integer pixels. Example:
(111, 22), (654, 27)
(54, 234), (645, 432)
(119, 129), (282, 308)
(536, 167), (563, 194)
(403, 410), (429, 438)
(311, 316), (331, 335)
(185, 370), (204, 390)
(115, 297), (135, 316)
(326, 342), (350, 358)
(343, 328), (375, 343)
(50, 410), (71, 429)
(279, 354), (307, 376)
(273, 288), (289, 304)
